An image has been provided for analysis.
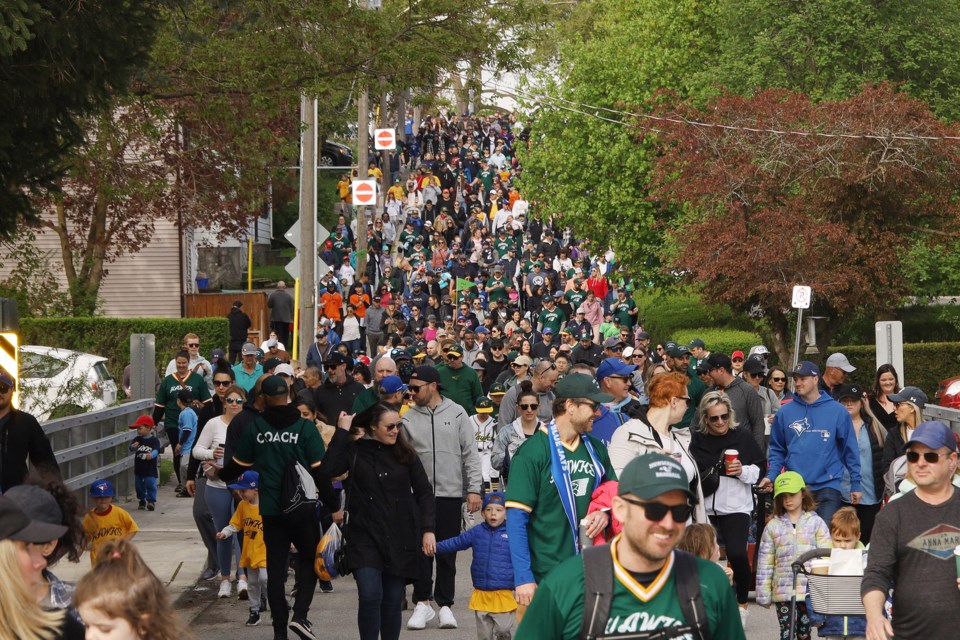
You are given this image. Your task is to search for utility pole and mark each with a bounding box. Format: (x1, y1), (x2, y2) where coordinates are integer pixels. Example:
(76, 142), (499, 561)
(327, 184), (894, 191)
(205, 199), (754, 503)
(298, 95), (317, 361)
(379, 83), (390, 209)
(357, 88), (369, 277)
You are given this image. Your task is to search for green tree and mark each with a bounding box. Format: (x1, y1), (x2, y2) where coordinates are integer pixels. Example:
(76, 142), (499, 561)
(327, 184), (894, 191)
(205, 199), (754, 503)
(0, 0), (165, 237)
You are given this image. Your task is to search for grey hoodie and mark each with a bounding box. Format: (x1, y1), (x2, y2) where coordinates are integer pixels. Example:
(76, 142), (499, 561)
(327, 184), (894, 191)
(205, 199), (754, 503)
(402, 396), (483, 498)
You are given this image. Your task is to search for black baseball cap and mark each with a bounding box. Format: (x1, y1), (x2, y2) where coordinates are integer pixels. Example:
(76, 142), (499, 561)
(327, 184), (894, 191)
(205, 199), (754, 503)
(409, 366), (441, 386)
(0, 495), (68, 543)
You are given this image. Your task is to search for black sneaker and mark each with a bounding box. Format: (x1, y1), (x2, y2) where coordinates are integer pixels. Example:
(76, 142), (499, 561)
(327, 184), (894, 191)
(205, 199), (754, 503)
(289, 618), (316, 640)
(147, 502), (155, 511)
(318, 580), (334, 593)
(138, 500), (146, 510)
(246, 610), (261, 627)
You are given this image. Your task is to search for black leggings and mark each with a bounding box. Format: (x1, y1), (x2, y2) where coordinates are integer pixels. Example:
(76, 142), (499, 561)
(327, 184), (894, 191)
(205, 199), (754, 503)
(710, 512), (752, 604)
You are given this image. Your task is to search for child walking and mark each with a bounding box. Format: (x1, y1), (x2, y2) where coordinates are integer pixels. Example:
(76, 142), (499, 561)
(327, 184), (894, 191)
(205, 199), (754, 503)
(432, 492), (516, 639)
(216, 471), (268, 627)
(175, 389), (198, 496)
(74, 539), (193, 640)
(128, 415), (160, 511)
(82, 479), (139, 565)
(757, 471), (831, 640)
(678, 522), (735, 586)
(807, 507), (867, 640)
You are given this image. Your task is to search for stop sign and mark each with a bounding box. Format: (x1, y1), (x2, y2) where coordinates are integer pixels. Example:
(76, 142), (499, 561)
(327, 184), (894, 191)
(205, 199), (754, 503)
(352, 179), (377, 206)
(374, 128), (395, 150)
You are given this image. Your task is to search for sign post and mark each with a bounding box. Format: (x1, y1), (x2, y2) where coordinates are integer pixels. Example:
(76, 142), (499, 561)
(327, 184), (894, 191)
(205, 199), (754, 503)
(876, 321), (904, 384)
(129, 334), (156, 402)
(791, 285), (812, 370)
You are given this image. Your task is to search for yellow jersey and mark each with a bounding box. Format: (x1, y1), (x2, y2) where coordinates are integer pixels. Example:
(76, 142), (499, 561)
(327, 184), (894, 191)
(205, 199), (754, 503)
(82, 505), (139, 564)
(229, 500), (267, 569)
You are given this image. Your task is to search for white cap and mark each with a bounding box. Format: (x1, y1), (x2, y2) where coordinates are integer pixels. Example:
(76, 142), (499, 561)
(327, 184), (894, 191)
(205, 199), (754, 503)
(274, 363), (295, 377)
(825, 353), (856, 373)
(622, 347), (635, 358)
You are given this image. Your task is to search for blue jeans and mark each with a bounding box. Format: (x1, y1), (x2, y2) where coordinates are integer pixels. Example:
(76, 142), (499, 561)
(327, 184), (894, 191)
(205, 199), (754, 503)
(204, 484), (241, 579)
(354, 567), (406, 640)
(812, 487), (843, 525)
(135, 475), (157, 502)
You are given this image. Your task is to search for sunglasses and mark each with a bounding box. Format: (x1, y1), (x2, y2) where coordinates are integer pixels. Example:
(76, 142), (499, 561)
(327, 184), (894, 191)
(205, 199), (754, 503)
(620, 496), (693, 522)
(407, 384), (428, 392)
(381, 422), (402, 432)
(187, 343), (200, 348)
(519, 403), (539, 411)
(732, 358), (744, 362)
(0, 383), (11, 394)
(609, 346), (623, 352)
(511, 363), (526, 368)
(575, 399), (599, 411)
(770, 377), (786, 382)
(708, 413), (730, 423)
(446, 354), (462, 360)
(214, 380), (232, 387)
(224, 397), (244, 405)
(606, 375), (631, 382)
(906, 450), (952, 464)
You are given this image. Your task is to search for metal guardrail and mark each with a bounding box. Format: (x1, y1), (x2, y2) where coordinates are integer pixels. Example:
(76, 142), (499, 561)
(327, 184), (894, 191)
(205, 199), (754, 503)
(922, 404), (960, 433)
(43, 399), (162, 506)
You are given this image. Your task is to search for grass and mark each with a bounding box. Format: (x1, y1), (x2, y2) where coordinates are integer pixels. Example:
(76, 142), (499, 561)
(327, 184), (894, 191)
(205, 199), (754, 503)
(252, 263), (292, 283)
(159, 459), (173, 487)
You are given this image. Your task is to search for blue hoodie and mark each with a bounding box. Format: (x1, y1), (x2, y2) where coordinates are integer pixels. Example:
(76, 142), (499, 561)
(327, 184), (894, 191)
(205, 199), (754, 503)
(767, 390), (861, 493)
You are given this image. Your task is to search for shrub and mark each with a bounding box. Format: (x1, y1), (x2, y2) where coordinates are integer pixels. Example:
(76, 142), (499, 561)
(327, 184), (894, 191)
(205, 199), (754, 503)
(669, 328), (763, 358)
(827, 342), (960, 399)
(635, 291), (754, 338)
(20, 317), (230, 383)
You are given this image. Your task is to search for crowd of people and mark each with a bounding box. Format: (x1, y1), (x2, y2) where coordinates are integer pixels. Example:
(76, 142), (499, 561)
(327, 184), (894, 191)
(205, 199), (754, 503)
(3, 111), (960, 640)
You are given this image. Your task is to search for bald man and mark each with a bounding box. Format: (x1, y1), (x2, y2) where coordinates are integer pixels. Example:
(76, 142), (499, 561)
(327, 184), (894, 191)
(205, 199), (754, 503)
(352, 357), (398, 413)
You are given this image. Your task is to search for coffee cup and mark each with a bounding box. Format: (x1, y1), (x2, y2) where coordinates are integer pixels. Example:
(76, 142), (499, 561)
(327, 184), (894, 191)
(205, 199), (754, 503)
(810, 558), (830, 576)
(954, 545), (960, 577)
(724, 449), (738, 469)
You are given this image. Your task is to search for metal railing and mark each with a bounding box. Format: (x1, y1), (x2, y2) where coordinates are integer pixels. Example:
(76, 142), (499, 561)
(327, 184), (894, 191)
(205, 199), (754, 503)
(923, 404), (960, 433)
(43, 400), (161, 506)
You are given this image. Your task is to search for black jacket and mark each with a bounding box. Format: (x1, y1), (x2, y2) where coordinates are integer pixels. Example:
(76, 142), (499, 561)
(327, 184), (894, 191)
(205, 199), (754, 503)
(0, 409), (60, 492)
(301, 379), (365, 424)
(227, 308), (252, 346)
(320, 429), (435, 580)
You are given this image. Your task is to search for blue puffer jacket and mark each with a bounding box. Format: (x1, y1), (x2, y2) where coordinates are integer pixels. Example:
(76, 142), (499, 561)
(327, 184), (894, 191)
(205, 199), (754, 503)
(435, 522), (514, 591)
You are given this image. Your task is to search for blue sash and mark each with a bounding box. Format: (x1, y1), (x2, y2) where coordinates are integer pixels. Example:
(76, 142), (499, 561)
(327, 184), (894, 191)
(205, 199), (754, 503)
(546, 421), (605, 555)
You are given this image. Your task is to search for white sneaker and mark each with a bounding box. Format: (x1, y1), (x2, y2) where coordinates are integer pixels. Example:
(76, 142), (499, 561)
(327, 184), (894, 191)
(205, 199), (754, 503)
(739, 606), (749, 628)
(237, 578), (249, 600)
(407, 602), (436, 630)
(218, 580), (232, 599)
(437, 606), (458, 629)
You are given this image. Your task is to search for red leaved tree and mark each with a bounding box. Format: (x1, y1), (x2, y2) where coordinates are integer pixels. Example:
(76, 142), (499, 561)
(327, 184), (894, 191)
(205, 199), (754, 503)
(644, 84), (960, 364)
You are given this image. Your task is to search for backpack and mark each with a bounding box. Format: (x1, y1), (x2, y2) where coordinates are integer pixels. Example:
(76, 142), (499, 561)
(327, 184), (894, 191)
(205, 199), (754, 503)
(255, 418), (318, 523)
(579, 546), (711, 640)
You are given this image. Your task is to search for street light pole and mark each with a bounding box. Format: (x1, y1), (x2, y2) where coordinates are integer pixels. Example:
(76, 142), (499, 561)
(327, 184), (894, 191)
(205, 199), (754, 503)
(298, 95), (317, 361)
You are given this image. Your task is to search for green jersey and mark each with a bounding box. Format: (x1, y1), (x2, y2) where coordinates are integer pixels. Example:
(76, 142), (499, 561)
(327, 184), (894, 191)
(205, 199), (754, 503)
(478, 169), (495, 193)
(612, 298), (637, 329)
(494, 238), (514, 257)
(331, 235), (350, 261)
(537, 308), (567, 334)
(234, 416), (326, 516)
(564, 289), (587, 310)
(155, 372), (211, 431)
(599, 322), (620, 340)
(399, 230), (421, 254)
(487, 276), (512, 303)
(505, 429), (615, 581)
(517, 541), (745, 640)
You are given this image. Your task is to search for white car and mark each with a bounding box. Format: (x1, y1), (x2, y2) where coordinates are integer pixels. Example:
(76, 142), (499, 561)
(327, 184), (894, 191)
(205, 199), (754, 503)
(18, 346), (118, 421)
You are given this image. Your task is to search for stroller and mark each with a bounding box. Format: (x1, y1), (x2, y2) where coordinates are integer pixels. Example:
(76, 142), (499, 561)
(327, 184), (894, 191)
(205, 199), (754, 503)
(789, 548), (866, 640)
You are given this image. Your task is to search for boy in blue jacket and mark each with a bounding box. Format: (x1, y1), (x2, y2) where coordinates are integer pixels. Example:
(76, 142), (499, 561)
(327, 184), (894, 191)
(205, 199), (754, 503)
(433, 492), (516, 639)
(806, 507), (867, 639)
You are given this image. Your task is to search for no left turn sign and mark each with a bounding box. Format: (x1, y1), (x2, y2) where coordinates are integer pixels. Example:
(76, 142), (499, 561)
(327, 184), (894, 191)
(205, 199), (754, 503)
(374, 128), (395, 150)
(352, 179), (377, 206)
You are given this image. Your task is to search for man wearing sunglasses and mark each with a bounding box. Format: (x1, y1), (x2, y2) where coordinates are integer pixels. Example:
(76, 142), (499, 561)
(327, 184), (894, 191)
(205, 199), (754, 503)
(863, 421), (960, 640)
(517, 453), (744, 639)
(437, 343), (484, 415)
(0, 369), (60, 493)
(505, 374), (616, 612)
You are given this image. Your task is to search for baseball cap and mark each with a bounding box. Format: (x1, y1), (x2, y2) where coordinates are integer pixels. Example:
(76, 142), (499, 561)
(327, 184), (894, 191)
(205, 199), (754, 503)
(378, 375), (408, 395)
(742, 358), (766, 375)
(689, 338), (706, 349)
(324, 352), (350, 367)
(446, 343), (465, 357)
(637, 331), (651, 340)
(261, 375), (289, 397)
(622, 346), (635, 358)
(666, 343), (691, 358)
(731, 350), (744, 360)
(513, 355), (533, 366)
(774, 471), (806, 498)
(603, 336), (626, 349)
(705, 353), (732, 371)
(210, 348), (226, 363)
(905, 421), (957, 452)
(476, 397), (494, 414)
(227, 471), (260, 491)
(177, 388), (193, 403)
(262, 357), (283, 372)
(409, 366), (441, 386)
(489, 382), (506, 396)
(542, 327), (553, 335)
(554, 373), (613, 403)
(483, 491), (505, 510)
(887, 386), (927, 411)
(618, 453), (693, 500)
(825, 353), (856, 373)
(129, 415), (155, 430)
(266, 338), (278, 348)
(834, 384), (863, 401)
(275, 363), (296, 377)
(791, 361), (820, 378)
(0, 494), (68, 543)
(241, 341), (258, 356)
(596, 357), (638, 382)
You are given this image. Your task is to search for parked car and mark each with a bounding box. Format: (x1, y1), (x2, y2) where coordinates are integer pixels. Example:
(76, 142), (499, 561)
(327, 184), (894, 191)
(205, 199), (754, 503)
(935, 376), (960, 409)
(321, 140), (354, 167)
(18, 346), (118, 421)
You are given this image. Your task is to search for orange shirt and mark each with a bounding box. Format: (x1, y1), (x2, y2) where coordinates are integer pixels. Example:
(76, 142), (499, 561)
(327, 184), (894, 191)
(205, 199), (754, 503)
(320, 292), (343, 321)
(349, 293), (370, 319)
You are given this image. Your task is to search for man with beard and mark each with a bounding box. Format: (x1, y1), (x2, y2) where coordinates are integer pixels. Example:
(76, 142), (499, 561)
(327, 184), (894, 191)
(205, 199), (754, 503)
(516, 453), (744, 639)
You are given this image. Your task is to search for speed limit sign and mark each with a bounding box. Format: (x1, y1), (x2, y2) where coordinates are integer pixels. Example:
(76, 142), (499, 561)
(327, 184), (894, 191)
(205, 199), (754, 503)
(791, 285), (811, 309)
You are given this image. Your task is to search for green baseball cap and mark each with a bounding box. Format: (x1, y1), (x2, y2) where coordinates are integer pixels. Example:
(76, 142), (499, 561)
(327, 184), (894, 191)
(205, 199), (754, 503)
(554, 373), (613, 403)
(774, 471), (806, 498)
(618, 453), (693, 499)
(489, 382), (506, 396)
(476, 397), (494, 414)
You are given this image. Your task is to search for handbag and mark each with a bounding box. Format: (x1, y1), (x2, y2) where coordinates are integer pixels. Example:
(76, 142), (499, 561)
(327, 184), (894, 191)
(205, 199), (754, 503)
(334, 449), (358, 577)
(698, 456), (724, 498)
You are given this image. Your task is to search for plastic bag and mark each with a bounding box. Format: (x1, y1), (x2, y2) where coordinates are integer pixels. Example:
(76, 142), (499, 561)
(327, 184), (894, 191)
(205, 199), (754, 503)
(315, 523), (344, 581)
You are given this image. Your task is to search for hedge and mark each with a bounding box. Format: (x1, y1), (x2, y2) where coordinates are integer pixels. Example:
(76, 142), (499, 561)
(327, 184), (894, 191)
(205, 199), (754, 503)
(669, 328), (763, 358)
(635, 291), (755, 338)
(20, 317), (231, 383)
(826, 342), (960, 399)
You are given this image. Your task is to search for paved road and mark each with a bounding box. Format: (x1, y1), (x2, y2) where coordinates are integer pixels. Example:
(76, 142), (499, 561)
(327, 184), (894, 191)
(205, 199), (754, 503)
(56, 477), (783, 638)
